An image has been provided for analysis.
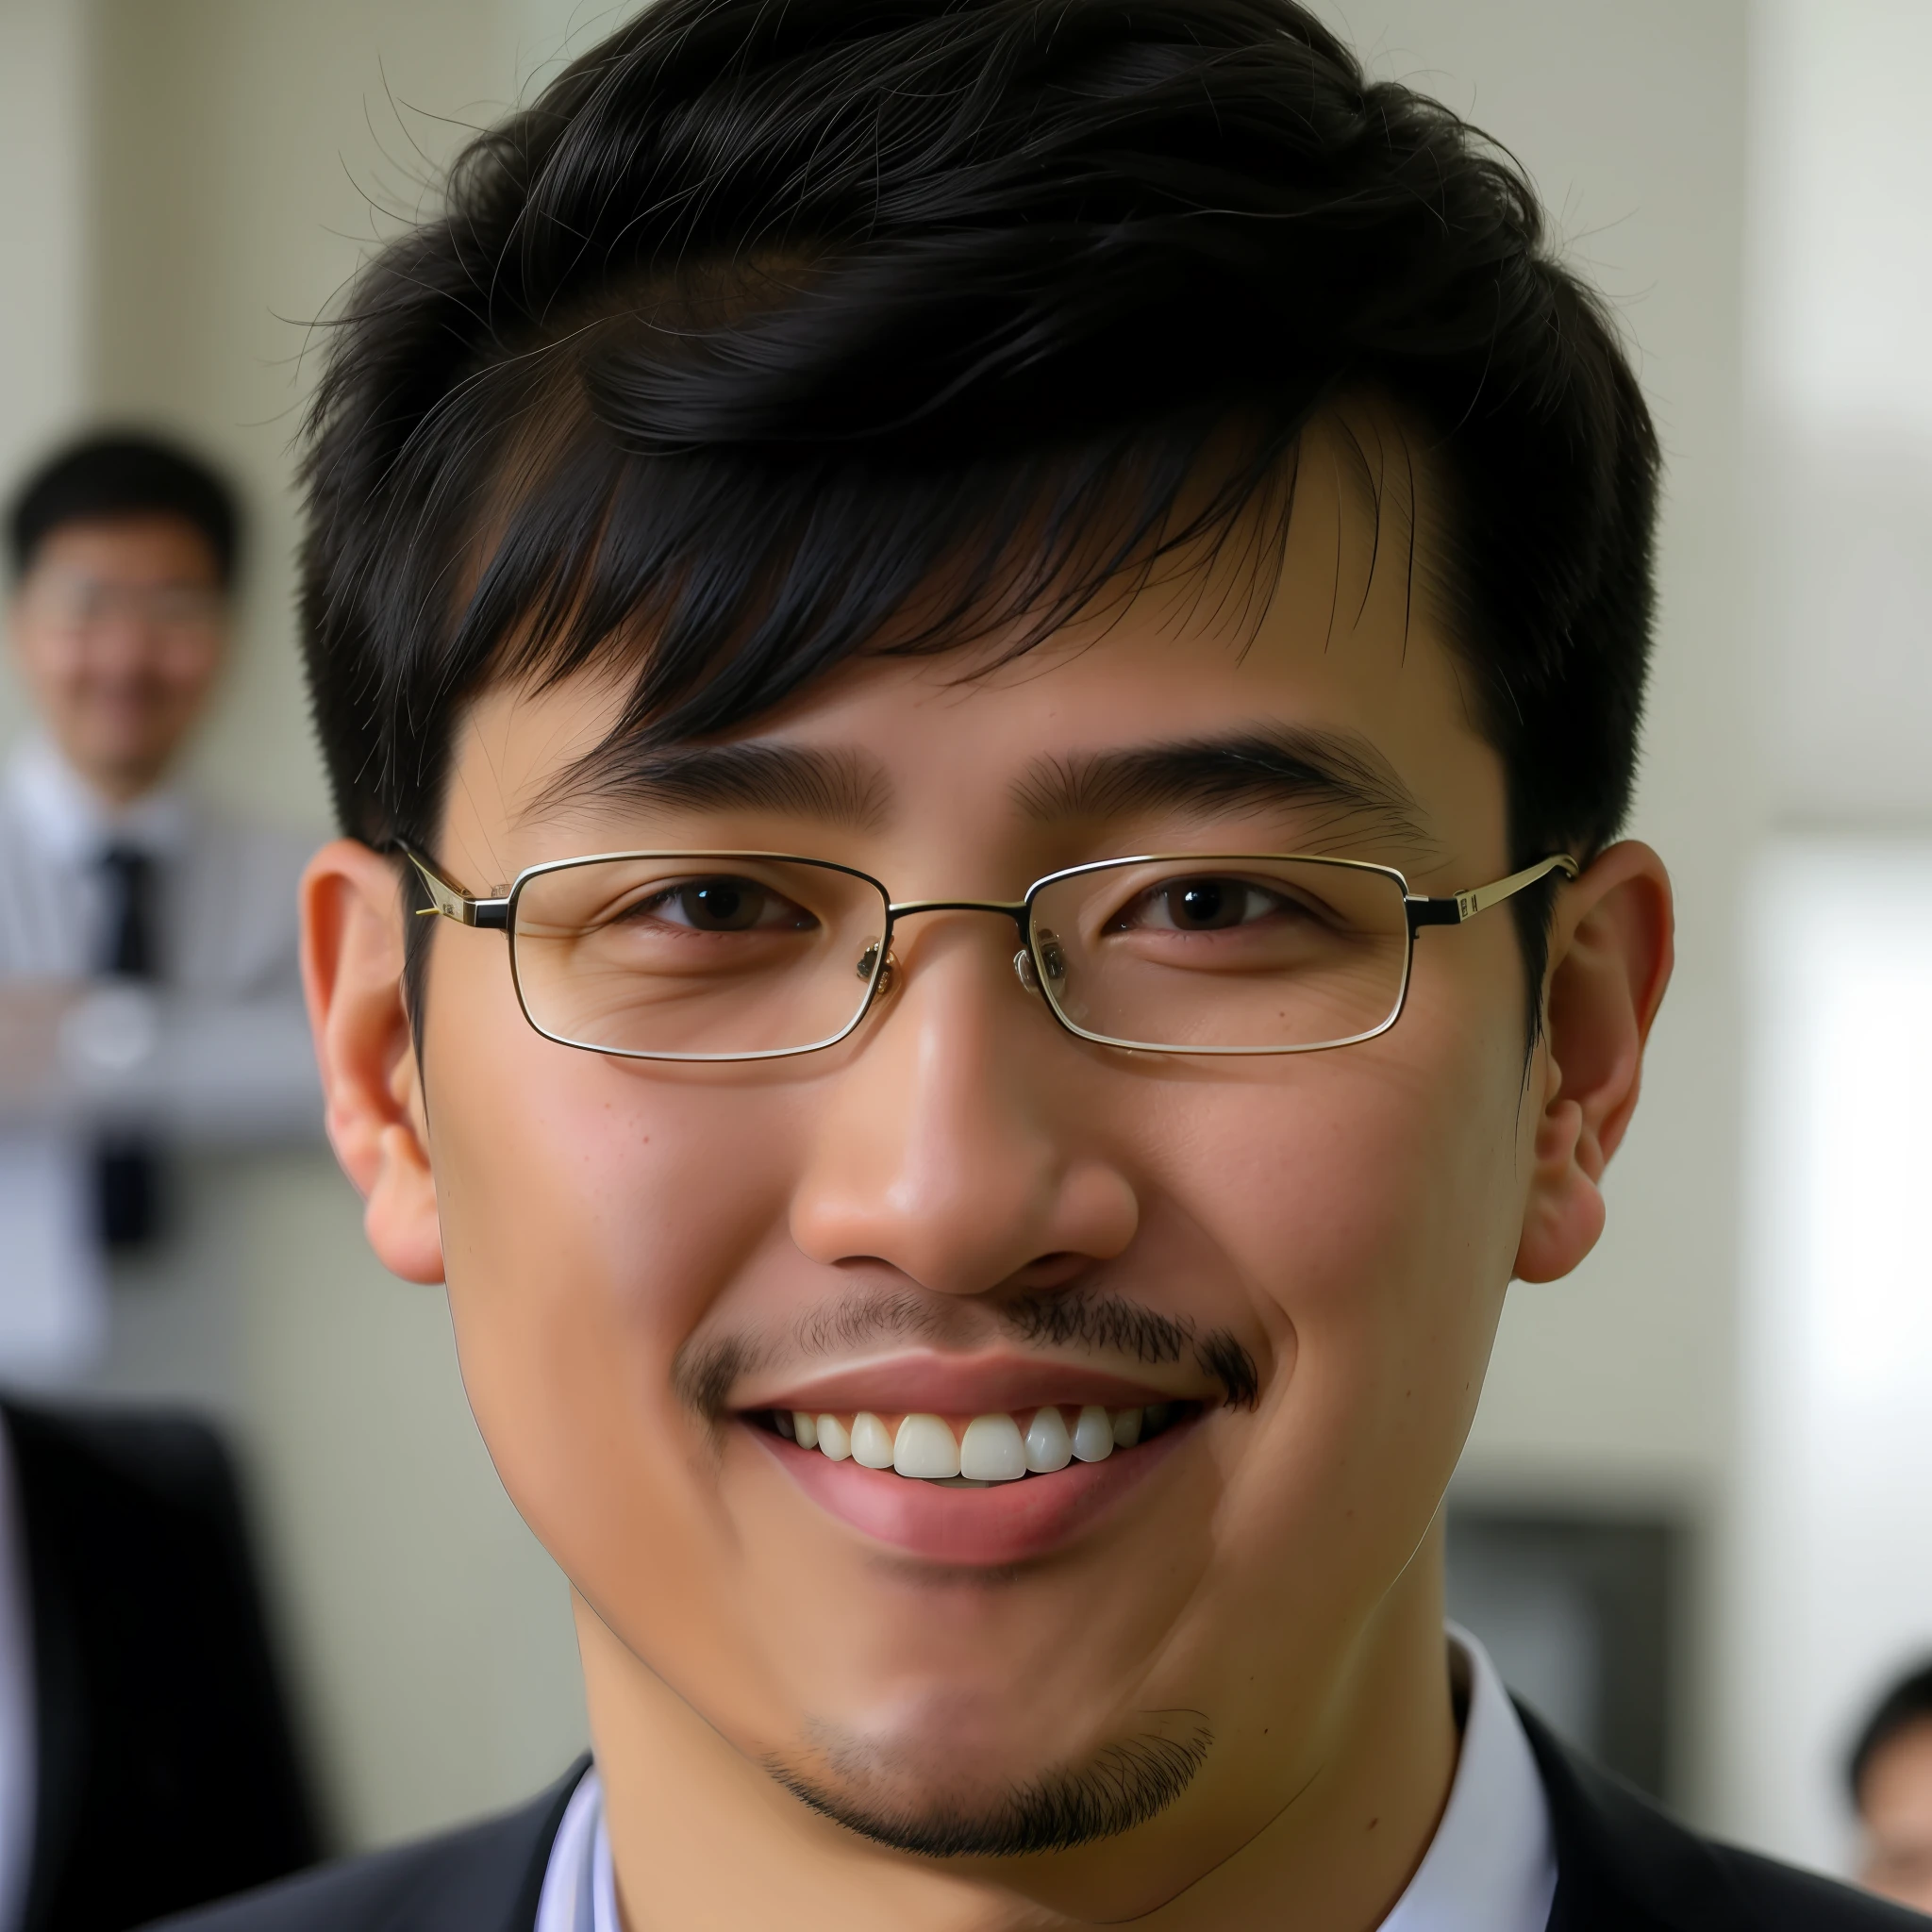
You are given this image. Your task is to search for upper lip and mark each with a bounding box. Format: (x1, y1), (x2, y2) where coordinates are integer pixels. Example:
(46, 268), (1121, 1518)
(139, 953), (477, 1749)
(733, 1350), (1199, 1418)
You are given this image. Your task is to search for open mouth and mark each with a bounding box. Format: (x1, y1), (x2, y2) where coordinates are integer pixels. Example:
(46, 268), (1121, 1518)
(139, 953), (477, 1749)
(743, 1392), (1204, 1564)
(754, 1401), (1196, 1484)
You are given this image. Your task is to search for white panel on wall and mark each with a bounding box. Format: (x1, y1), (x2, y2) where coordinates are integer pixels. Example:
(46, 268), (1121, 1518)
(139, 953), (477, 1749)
(1748, 0), (1932, 824)
(1752, 0), (1932, 440)
(1727, 841), (1932, 1872)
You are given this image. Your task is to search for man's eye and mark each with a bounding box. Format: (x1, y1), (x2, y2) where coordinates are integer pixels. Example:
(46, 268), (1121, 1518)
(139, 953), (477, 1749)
(1115, 877), (1298, 933)
(631, 877), (816, 934)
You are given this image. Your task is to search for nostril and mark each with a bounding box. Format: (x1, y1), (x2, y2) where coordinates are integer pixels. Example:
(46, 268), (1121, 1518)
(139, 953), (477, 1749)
(1008, 1251), (1089, 1291)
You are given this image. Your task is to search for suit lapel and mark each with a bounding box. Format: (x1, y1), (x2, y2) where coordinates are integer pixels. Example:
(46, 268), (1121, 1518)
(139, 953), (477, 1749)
(6, 1406), (91, 1932)
(491, 1757), (591, 1932)
(1520, 1703), (1757, 1932)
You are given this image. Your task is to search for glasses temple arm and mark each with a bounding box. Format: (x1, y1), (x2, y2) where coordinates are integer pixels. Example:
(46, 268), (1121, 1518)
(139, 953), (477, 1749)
(1406, 853), (1580, 929)
(396, 843), (512, 930)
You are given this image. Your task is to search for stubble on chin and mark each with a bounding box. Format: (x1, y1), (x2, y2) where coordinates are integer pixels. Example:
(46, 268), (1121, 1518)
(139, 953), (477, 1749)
(763, 1711), (1214, 1858)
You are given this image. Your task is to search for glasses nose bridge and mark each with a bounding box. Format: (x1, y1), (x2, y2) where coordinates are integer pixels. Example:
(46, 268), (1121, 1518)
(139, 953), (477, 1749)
(875, 895), (1042, 1009)
(883, 895), (1031, 937)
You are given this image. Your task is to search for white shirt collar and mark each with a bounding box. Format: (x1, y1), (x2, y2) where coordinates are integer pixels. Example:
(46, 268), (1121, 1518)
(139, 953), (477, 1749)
(5, 734), (191, 866)
(532, 1769), (619, 1932)
(1381, 1625), (1557, 1931)
(534, 1627), (1556, 1932)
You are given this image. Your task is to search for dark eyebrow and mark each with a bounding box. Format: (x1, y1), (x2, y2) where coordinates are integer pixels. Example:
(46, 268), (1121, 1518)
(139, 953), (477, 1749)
(1011, 728), (1435, 852)
(526, 740), (891, 832)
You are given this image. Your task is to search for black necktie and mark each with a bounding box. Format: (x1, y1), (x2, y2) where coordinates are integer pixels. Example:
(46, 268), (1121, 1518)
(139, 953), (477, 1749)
(94, 843), (163, 1249)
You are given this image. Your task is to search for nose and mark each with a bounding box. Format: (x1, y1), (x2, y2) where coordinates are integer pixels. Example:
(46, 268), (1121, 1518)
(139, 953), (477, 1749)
(789, 916), (1139, 1299)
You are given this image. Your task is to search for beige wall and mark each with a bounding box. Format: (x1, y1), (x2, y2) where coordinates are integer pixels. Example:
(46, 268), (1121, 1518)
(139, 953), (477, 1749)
(1322, 0), (1754, 1819)
(4, 0), (1757, 1849)
(0, 0), (90, 735)
(72, 0), (608, 1849)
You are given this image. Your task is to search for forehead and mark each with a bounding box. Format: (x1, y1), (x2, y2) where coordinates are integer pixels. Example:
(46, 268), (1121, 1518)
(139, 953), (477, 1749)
(446, 420), (1502, 867)
(28, 514), (222, 586)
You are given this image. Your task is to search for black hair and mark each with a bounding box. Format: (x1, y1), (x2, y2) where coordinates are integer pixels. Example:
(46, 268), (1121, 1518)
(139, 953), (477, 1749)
(8, 432), (241, 586)
(300, 0), (1659, 1024)
(1849, 1659), (1932, 1809)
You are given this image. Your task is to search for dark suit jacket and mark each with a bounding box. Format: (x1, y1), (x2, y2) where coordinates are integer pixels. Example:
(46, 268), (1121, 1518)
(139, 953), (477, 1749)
(5, 1402), (320, 1930)
(147, 1707), (1926, 1931)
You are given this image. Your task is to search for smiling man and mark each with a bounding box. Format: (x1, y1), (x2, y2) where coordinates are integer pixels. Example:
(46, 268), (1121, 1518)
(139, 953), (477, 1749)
(160, 4), (1913, 1929)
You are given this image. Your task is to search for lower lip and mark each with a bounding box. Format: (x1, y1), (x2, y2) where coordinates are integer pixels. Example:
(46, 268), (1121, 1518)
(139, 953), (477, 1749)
(748, 1418), (1196, 1565)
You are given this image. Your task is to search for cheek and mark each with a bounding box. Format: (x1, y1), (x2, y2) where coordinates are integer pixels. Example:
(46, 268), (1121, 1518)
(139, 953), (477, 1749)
(420, 931), (797, 1541)
(1161, 1009), (1526, 1600)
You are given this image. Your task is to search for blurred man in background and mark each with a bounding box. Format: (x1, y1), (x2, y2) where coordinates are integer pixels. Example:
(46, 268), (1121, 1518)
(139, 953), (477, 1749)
(1851, 1661), (1932, 1912)
(0, 433), (320, 1373)
(0, 437), (322, 1926)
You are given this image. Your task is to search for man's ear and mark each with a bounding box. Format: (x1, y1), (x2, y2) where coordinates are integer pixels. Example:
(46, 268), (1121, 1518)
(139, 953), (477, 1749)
(1513, 840), (1674, 1285)
(301, 839), (444, 1285)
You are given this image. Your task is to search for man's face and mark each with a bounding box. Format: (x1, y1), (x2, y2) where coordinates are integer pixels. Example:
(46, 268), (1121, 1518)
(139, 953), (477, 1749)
(320, 415), (1661, 1908)
(395, 429), (1560, 1887)
(1860, 1720), (1932, 1911)
(9, 515), (227, 803)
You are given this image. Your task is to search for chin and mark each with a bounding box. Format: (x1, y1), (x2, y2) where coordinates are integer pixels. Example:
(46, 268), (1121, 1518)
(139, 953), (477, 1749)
(764, 1705), (1214, 1859)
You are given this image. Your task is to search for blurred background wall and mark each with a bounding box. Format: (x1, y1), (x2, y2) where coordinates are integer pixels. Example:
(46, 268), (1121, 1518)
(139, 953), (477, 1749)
(0, 0), (622, 1850)
(0, 0), (1923, 1879)
(1724, 0), (1932, 1876)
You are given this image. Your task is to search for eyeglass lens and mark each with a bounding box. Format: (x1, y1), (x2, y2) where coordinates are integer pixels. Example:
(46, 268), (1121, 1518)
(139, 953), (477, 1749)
(27, 569), (225, 639)
(508, 854), (1411, 1059)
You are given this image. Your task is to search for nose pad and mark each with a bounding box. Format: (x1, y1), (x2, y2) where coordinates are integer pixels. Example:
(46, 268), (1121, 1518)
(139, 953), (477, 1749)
(858, 941), (901, 998)
(1012, 934), (1067, 993)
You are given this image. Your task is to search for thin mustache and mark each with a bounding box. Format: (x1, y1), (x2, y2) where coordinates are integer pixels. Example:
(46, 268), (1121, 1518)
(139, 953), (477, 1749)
(675, 1289), (1260, 1419)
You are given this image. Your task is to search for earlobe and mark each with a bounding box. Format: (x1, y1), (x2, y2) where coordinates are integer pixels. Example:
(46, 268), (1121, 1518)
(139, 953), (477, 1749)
(1513, 841), (1674, 1285)
(301, 840), (445, 1285)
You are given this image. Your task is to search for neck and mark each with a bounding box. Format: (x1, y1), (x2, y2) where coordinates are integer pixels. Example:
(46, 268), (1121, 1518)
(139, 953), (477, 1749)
(70, 762), (168, 812)
(581, 1539), (1457, 1931)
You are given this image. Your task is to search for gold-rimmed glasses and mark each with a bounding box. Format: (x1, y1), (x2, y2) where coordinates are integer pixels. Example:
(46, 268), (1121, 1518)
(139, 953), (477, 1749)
(403, 847), (1577, 1062)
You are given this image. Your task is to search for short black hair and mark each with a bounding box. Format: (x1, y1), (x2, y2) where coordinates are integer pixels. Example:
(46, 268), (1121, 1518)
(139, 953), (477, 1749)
(8, 432), (241, 586)
(302, 0), (1658, 1005)
(1849, 1659), (1932, 1808)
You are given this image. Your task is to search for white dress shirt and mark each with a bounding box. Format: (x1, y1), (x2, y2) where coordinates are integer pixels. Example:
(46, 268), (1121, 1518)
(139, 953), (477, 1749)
(0, 734), (322, 1135)
(533, 1628), (1557, 1932)
(0, 736), (322, 1379)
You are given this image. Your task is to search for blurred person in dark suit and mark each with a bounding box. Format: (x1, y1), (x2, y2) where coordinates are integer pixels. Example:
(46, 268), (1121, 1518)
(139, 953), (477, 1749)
(1851, 1661), (1932, 1913)
(0, 1399), (319, 1931)
(0, 442), (326, 1921)
(0, 434), (320, 1374)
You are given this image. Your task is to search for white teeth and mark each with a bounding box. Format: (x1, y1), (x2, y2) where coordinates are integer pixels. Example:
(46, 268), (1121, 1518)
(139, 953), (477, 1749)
(959, 1412), (1028, 1481)
(893, 1413), (961, 1479)
(790, 1402), (1167, 1474)
(1024, 1406), (1074, 1473)
(1072, 1405), (1115, 1463)
(850, 1411), (895, 1469)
